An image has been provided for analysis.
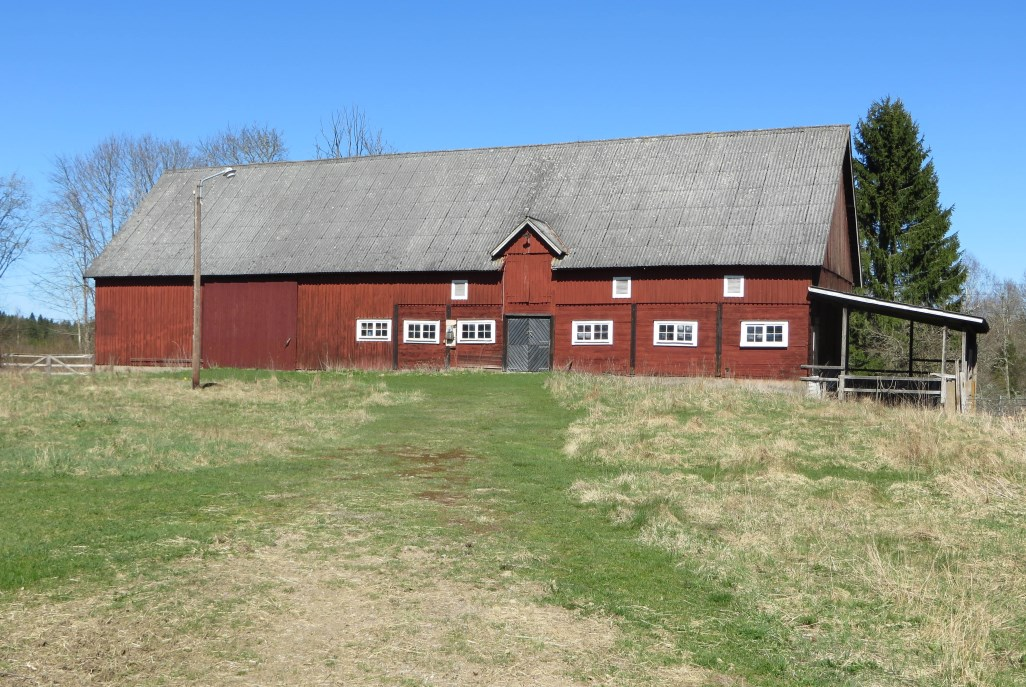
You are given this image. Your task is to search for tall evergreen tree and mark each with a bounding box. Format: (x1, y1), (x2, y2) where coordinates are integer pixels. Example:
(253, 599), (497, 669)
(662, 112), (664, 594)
(853, 97), (965, 308)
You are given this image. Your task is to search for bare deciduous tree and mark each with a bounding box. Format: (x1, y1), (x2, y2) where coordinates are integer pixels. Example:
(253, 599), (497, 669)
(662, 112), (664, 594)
(126, 135), (194, 209)
(40, 135), (192, 348)
(964, 256), (1026, 398)
(197, 123), (288, 166)
(0, 173), (31, 281)
(315, 105), (390, 159)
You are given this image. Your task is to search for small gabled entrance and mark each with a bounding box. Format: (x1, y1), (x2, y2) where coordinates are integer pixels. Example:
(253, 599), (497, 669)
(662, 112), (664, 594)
(505, 316), (552, 372)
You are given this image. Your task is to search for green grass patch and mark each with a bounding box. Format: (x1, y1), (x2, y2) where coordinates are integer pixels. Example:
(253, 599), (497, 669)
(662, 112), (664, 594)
(2, 369), (1025, 685)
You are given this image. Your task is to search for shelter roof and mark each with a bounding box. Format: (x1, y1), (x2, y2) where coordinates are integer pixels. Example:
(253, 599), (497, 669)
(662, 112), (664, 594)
(808, 286), (990, 334)
(87, 125), (852, 278)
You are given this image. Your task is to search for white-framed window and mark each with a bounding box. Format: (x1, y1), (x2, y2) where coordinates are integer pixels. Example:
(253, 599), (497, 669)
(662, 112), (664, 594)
(451, 280), (468, 300)
(404, 320), (440, 344)
(653, 320), (698, 347)
(356, 319), (391, 342)
(724, 275), (745, 297)
(612, 276), (632, 298)
(572, 320), (613, 345)
(457, 320), (495, 344)
(740, 321), (788, 348)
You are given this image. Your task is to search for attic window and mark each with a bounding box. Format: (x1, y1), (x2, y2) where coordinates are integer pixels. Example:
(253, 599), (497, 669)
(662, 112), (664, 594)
(451, 280), (468, 300)
(612, 277), (632, 299)
(724, 275), (745, 298)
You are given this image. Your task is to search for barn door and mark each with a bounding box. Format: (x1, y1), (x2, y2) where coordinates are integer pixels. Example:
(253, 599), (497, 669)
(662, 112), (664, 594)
(202, 281), (298, 370)
(506, 316), (551, 371)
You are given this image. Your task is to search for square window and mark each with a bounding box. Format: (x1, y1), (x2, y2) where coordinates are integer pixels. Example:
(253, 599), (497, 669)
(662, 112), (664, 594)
(356, 319), (391, 342)
(572, 320), (613, 345)
(456, 320), (495, 344)
(451, 280), (468, 300)
(404, 320), (440, 344)
(612, 277), (632, 298)
(740, 321), (788, 348)
(724, 275), (745, 298)
(653, 320), (698, 346)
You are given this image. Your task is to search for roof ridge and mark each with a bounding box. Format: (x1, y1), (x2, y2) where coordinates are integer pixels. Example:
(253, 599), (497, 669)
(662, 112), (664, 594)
(170, 124), (851, 175)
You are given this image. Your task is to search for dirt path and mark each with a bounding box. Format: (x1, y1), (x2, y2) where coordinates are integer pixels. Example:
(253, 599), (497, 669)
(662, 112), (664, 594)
(2, 528), (727, 686)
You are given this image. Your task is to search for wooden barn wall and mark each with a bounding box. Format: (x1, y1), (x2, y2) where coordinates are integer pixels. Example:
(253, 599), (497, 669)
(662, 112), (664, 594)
(552, 304), (633, 374)
(96, 264), (816, 380)
(502, 229), (556, 309)
(633, 304), (720, 376)
(202, 281), (298, 370)
(819, 175), (857, 290)
(720, 303), (810, 379)
(296, 272), (502, 370)
(559, 267), (811, 303)
(450, 303), (504, 369)
(94, 278), (191, 365)
(548, 267), (814, 379)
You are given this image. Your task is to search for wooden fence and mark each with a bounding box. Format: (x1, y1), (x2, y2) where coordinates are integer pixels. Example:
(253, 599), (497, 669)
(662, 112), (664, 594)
(0, 353), (95, 375)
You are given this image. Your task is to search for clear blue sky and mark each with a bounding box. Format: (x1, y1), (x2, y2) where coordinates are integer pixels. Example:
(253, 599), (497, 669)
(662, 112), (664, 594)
(2, 1), (1023, 319)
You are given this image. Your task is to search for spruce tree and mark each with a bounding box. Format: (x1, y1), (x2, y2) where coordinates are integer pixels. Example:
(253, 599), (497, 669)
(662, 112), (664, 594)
(853, 97), (965, 308)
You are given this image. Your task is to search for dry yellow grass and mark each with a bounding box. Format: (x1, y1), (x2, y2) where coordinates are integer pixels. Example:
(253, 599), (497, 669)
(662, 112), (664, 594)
(556, 374), (1026, 686)
(1, 519), (735, 686)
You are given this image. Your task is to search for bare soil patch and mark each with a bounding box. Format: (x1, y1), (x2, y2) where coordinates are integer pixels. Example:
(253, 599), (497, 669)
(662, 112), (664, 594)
(1, 527), (728, 686)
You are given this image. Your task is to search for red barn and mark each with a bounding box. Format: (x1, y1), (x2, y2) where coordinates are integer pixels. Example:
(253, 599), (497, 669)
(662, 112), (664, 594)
(86, 125), (860, 378)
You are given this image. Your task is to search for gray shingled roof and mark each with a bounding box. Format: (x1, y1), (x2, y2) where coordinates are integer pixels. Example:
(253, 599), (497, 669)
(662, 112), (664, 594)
(86, 125), (852, 278)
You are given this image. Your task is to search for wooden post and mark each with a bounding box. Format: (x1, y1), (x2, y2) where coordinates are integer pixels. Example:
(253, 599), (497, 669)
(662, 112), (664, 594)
(392, 304), (400, 371)
(629, 303), (637, 375)
(908, 320), (915, 376)
(960, 331), (968, 413)
(940, 326), (948, 408)
(715, 304), (723, 377)
(838, 307), (848, 400)
(192, 184), (202, 389)
(444, 304), (452, 370)
(840, 307), (849, 372)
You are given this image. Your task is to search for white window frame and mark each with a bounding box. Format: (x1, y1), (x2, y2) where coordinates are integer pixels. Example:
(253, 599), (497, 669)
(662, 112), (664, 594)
(612, 276), (632, 299)
(356, 319), (392, 342)
(653, 320), (698, 347)
(572, 320), (613, 346)
(451, 280), (469, 300)
(456, 319), (496, 344)
(724, 275), (745, 298)
(740, 321), (788, 348)
(404, 320), (440, 344)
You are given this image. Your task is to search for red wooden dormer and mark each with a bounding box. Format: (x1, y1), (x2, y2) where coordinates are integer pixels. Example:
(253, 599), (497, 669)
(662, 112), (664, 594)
(491, 217), (567, 311)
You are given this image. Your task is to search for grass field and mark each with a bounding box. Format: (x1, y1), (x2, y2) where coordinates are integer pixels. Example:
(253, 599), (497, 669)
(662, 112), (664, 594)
(1, 369), (1024, 685)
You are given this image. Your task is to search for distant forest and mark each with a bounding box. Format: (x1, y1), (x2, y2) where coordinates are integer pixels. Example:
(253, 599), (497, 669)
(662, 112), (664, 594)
(0, 311), (84, 355)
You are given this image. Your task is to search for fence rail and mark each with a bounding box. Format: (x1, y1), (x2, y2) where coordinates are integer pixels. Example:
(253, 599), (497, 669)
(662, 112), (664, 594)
(0, 353), (95, 375)
(976, 396), (1026, 417)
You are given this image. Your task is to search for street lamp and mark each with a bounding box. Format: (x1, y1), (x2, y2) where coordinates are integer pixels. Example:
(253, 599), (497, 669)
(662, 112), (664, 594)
(192, 167), (236, 389)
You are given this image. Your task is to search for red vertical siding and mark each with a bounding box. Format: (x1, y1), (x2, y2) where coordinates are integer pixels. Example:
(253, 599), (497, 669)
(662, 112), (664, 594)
(94, 278), (192, 365)
(450, 303), (504, 368)
(397, 304), (447, 369)
(553, 304), (633, 374)
(720, 304), (810, 379)
(634, 304), (719, 376)
(95, 262), (816, 380)
(501, 229), (556, 309)
(296, 273), (502, 370)
(202, 281), (298, 370)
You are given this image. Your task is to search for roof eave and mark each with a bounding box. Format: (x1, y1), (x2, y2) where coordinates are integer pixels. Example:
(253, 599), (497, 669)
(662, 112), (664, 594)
(808, 286), (989, 334)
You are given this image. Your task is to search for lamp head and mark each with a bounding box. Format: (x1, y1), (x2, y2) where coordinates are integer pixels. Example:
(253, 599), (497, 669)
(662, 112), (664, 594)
(222, 168), (237, 179)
